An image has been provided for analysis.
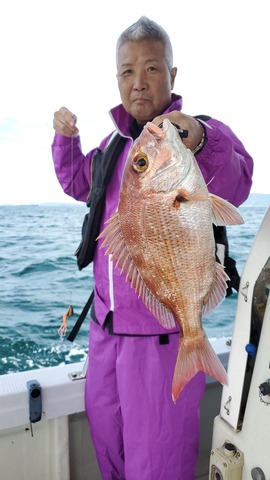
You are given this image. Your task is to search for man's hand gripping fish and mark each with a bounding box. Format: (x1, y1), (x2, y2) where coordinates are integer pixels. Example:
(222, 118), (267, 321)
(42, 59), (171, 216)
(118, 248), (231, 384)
(98, 119), (244, 403)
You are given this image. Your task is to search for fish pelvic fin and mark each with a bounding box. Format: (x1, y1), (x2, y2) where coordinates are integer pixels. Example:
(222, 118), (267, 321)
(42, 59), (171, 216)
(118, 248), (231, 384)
(98, 213), (176, 330)
(172, 333), (228, 404)
(202, 262), (230, 316)
(210, 194), (244, 226)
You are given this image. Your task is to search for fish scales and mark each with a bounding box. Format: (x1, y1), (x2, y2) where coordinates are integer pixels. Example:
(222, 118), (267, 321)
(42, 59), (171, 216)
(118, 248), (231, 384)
(98, 119), (244, 402)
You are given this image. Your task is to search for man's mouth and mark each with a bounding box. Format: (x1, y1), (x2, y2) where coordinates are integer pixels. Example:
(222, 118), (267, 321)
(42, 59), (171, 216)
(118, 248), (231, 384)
(133, 97), (150, 103)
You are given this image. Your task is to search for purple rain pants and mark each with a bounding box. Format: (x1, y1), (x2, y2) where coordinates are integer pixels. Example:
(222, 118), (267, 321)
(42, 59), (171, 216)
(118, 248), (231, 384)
(85, 321), (206, 480)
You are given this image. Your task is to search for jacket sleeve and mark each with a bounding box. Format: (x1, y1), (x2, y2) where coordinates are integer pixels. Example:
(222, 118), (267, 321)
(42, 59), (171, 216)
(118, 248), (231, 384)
(195, 118), (253, 207)
(51, 133), (111, 202)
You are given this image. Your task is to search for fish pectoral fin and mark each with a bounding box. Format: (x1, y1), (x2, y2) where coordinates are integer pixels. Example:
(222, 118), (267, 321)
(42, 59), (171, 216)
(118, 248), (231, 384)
(210, 194), (244, 226)
(174, 187), (209, 206)
(98, 212), (176, 330)
(173, 189), (189, 205)
(173, 189), (203, 209)
(172, 333), (228, 403)
(202, 262), (230, 316)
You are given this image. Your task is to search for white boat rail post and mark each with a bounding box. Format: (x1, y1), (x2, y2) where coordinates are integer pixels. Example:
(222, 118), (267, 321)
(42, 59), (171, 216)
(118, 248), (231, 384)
(68, 354), (89, 381)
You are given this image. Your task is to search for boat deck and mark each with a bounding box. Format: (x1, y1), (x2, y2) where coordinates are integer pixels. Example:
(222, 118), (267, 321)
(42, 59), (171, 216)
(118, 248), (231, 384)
(0, 346), (226, 480)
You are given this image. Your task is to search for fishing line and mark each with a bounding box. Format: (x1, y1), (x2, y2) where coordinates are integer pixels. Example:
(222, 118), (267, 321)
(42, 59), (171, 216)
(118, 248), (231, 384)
(57, 133), (75, 341)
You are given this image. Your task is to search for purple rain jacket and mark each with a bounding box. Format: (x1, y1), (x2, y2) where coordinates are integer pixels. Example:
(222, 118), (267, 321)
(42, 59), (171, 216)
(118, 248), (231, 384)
(52, 94), (253, 335)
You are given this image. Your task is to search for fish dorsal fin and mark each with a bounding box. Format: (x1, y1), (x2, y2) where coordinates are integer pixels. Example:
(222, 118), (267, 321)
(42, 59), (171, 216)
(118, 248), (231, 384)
(98, 213), (176, 329)
(202, 262), (230, 316)
(210, 194), (244, 226)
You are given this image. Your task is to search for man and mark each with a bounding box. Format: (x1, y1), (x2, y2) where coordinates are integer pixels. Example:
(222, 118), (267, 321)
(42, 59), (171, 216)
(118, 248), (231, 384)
(52, 16), (253, 480)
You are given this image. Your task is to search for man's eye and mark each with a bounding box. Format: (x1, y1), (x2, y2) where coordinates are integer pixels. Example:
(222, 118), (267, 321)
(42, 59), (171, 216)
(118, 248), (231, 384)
(122, 69), (133, 76)
(148, 66), (157, 73)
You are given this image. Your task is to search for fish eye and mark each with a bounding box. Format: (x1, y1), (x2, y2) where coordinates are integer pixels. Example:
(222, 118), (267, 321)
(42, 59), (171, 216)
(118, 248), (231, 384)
(132, 151), (149, 173)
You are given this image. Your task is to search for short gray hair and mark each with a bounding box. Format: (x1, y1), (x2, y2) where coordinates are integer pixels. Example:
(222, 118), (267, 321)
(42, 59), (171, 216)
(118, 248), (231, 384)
(116, 16), (174, 69)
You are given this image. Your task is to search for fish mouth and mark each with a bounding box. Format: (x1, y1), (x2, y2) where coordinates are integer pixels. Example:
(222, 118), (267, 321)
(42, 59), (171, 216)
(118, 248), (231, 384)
(153, 123), (193, 187)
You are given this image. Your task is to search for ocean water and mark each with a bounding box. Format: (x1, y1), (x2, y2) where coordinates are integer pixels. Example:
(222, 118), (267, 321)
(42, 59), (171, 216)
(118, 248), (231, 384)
(0, 194), (269, 376)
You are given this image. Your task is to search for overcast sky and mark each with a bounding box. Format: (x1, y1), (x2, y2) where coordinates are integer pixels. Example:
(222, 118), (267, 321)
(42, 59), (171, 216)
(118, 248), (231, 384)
(1, 0), (268, 205)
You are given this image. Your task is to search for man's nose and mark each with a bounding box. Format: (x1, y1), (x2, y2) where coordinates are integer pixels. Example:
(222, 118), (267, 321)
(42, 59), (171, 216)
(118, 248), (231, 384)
(133, 73), (147, 90)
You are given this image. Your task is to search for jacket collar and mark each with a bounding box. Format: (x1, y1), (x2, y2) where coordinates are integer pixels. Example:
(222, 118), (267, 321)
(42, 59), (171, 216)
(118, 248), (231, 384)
(109, 93), (183, 138)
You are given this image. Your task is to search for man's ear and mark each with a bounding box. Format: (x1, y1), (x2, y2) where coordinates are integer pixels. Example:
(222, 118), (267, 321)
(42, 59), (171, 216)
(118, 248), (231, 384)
(170, 67), (177, 89)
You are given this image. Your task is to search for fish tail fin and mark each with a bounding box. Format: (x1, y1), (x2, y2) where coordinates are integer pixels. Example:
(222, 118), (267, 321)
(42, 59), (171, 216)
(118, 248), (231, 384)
(172, 333), (228, 403)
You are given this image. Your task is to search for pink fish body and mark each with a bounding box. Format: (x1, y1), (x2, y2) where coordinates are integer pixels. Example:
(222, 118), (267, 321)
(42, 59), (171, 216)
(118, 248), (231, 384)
(99, 119), (244, 403)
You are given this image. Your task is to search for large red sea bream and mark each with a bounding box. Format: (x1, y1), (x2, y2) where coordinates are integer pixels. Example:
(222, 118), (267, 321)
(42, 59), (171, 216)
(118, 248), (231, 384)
(98, 119), (244, 403)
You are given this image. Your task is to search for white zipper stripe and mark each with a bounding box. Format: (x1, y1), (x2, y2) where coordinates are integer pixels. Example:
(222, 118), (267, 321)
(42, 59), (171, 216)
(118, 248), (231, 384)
(108, 253), (114, 311)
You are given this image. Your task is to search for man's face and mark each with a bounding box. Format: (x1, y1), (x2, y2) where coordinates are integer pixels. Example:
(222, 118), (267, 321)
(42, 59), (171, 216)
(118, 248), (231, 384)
(117, 40), (177, 125)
